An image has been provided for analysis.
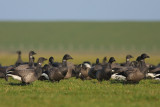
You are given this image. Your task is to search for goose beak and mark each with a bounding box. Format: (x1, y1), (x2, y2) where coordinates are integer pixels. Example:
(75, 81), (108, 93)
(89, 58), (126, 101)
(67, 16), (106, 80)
(33, 52), (37, 55)
(69, 56), (73, 59)
(146, 56), (150, 58)
(44, 58), (48, 61)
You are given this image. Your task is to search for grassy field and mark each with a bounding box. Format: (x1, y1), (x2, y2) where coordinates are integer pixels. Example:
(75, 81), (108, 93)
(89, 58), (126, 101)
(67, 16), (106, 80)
(0, 22), (160, 52)
(0, 76), (160, 107)
(0, 53), (160, 107)
(0, 22), (160, 107)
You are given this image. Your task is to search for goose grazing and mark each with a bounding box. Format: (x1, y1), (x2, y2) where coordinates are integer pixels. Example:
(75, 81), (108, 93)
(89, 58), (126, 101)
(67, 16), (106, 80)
(146, 63), (160, 79)
(116, 53), (150, 83)
(7, 57), (47, 84)
(77, 62), (92, 80)
(96, 57), (116, 82)
(15, 51), (23, 66)
(88, 58), (102, 79)
(74, 61), (91, 79)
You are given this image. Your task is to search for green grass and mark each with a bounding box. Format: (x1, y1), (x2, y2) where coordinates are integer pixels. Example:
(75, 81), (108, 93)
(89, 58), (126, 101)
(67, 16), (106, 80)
(0, 22), (160, 52)
(0, 53), (160, 107)
(0, 22), (160, 107)
(0, 77), (160, 107)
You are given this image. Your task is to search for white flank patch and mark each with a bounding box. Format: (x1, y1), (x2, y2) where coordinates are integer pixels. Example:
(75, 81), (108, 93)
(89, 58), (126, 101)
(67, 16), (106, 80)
(79, 73), (82, 77)
(111, 70), (115, 72)
(146, 73), (156, 78)
(84, 63), (91, 68)
(7, 74), (22, 81)
(41, 73), (49, 80)
(7, 71), (13, 73)
(111, 73), (126, 81)
(155, 78), (160, 80)
(155, 74), (160, 77)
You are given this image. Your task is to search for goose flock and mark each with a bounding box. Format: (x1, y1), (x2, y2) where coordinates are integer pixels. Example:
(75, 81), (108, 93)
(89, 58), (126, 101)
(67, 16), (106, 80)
(0, 51), (160, 85)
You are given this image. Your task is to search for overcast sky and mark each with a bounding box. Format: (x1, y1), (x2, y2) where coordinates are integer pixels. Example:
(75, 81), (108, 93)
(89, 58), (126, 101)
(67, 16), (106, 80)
(0, 0), (160, 21)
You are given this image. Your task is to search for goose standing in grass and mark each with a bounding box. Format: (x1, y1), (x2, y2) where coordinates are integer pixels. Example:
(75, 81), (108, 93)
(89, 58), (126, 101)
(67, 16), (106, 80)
(42, 62), (65, 83)
(120, 55), (134, 67)
(88, 58), (102, 79)
(76, 62), (92, 80)
(147, 64), (160, 79)
(61, 54), (74, 79)
(7, 57), (47, 84)
(0, 66), (9, 81)
(41, 54), (74, 82)
(48, 56), (59, 67)
(115, 53), (150, 83)
(27, 51), (36, 68)
(15, 51), (23, 67)
(96, 57), (116, 82)
(7, 51), (37, 80)
(102, 57), (107, 65)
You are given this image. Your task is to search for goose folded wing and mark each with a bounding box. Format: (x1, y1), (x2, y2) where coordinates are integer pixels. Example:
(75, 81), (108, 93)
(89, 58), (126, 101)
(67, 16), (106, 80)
(14, 64), (30, 71)
(16, 68), (35, 77)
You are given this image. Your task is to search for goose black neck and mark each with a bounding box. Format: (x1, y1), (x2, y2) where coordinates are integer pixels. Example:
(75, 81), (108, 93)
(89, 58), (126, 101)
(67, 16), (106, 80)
(17, 53), (22, 61)
(107, 62), (112, 69)
(62, 60), (67, 66)
(126, 59), (130, 66)
(29, 56), (34, 67)
(35, 66), (43, 78)
(49, 57), (54, 64)
(139, 60), (148, 74)
(103, 60), (107, 64)
(96, 58), (99, 64)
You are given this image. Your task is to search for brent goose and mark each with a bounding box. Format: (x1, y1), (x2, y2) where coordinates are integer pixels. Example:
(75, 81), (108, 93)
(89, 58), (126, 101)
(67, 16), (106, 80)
(0, 66), (9, 81)
(77, 62), (92, 80)
(41, 64), (64, 82)
(42, 54), (73, 82)
(28, 51), (36, 68)
(102, 57), (107, 65)
(96, 57), (116, 82)
(120, 55), (134, 67)
(42, 54), (74, 81)
(88, 58), (102, 79)
(147, 64), (160, 79)
(6, 51), (37, 80)
(7, 57), (47, 84)
(61, 54), (74, 79)
(15, 51), (23, 66)
(48, 56), (59, 67)
(116, 53), (150, 83)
